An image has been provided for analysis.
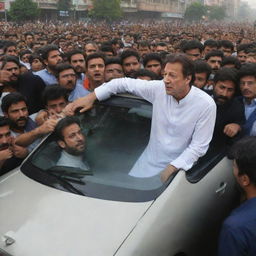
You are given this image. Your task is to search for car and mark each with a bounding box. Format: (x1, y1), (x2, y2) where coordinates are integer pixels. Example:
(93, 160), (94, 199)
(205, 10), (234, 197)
(0, 95), (238, 256)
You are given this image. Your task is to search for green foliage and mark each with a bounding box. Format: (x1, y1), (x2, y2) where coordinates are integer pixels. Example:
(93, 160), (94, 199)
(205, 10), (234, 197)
(57, 0), (71, 11)
(90, 0), (122, 20)
(207, 5), (226, 20)
(184, 2), (206, 22)
(9, 0), (39, 21)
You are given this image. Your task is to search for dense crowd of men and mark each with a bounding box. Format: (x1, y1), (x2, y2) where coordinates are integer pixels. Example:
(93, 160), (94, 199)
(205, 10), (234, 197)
(0, 20), (256, 255)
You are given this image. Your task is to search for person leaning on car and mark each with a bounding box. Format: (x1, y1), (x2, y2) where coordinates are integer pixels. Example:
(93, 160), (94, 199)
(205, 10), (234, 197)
(64, 54), (216, 183)
(218, 137), (256, 256)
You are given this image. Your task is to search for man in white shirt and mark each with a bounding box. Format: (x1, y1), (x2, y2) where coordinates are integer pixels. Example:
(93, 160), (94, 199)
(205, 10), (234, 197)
(65, 54), (216, 182)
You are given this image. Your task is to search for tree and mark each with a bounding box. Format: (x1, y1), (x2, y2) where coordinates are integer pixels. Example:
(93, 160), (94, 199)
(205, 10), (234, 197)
(207, 5), (226, 20)
(9, 0), (39, 21)
(57, 0), (71, 11)
(90, 0), (122, 20)
(184, 2), (206, 22)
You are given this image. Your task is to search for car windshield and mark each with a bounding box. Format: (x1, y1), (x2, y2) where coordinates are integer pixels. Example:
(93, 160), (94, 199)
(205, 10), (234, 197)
(21, 96), (166, 202)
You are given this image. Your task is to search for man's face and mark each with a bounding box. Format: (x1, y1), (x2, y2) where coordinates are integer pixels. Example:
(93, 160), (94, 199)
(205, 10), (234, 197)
(122, 56), (140, 77)
(163, 62), (191, 100)
(246, 53), (256, 63)
(6, 46), (17, 56)
(145, 60), (162, 76)
(25, 35), (34, 45)
(240, 75), (256, 102)
(46, 97), (67, 114)
(156, 45), (168, 53)
(2, 62), (20, 83)
(194, 72), (208, 89)
(138, 46), (150, 58)
(45, 50), (63, 70)
(5, 101), (28, 131)
(213, 80), (236, 105)
(203, 46), (217, 56)
(85, 43), (97, 56)
(185, 48), (201, 61)
(220, 47), (233, 57)
(86, 58), (105, 83)
(58, 68), (77, 92)
(207, 56), (222, 73)
(31, 58), (44, 72)
(21, 53), (31, 63)
(70, 54), (85, 74)
(237, 51), (247, 64)
(0, 125), (12, 151)
(59, 123), (85, 155)
(104, 63), (124, 82)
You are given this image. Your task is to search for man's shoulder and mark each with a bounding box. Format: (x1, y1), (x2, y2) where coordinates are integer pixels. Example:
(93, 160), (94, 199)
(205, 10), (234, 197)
(191, 86), (215, 106)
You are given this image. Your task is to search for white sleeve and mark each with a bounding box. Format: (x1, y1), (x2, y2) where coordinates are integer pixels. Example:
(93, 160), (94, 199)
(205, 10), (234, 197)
(95, 78), (163, 104)
(171, 102), (217, 171)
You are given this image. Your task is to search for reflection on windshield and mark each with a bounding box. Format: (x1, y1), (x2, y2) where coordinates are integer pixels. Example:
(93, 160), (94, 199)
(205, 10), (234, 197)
(24, 99), (166, 201)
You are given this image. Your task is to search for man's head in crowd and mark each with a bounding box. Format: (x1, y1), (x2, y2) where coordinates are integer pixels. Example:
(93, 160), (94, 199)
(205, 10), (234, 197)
(19, 50), (32, 64)
(85, 52), (106, 88)
(0, 117), (11, 151)
(213, 67), (238, 105)
(218, 40), (234, 57)
(205, 50), (224, 74)
(194, 60), (212, 89)
(156, 42), (168, 53)
(56, 64), (77, 92)
(203, 39), (218, 57)
(29, 54), (44, 72)
(138, 41), (151, 59)
(67, 50), (86, 75)
(3, 41), (18, 57)
(2, 92), (29, 133)
(0, 56), (20, 86)
(84, 41), (98, 56)
(245, 48), (256, 64)
(221, 56), (241, 70)
(143, 53), (163, 79)
(24, 32), (34, 48)
(104, 57), (124, 82)
(100, 45), (115, 58)
(163, 54), (195, 100)
(41, 45), (63, 73)
(181, 40), (203, 61)
(238, 63), (256, 103)
(134, 69), (158, 80)
(42, 86), (69, 115)
(230, 136), (256, 195)
(120, 50), (140, 78)
(237, 44), (249, 64)
(55, 116), (85, 156)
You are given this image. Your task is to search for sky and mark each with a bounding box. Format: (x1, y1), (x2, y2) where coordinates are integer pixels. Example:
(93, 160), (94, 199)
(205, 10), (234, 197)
(246, 0), (256, 9)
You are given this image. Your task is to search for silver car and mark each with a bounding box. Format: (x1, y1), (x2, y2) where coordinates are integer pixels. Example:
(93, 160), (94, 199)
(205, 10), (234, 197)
(0, 96), (237, 256)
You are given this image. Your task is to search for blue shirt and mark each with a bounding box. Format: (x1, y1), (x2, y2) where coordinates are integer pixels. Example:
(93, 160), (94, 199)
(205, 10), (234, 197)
(218, 197), (256, 256)
(35, 69), (57, 86)
(68, 74), (90, 101)
(244, 98), (256, 120)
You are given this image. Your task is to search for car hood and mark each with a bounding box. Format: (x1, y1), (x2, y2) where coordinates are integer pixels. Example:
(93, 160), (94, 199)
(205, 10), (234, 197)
(0, 170), (153, 256)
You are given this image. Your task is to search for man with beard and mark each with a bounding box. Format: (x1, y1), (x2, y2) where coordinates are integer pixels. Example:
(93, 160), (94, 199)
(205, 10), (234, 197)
(0, 56), (45, 114)
(35, 45), (63, 86)
(56, 63), (89, 101)
(83, 53), (105, 92)
(211, 68), (245, 147)
(205, 50), (224, 75)
(0, 116), (28, 175)
(218, 137), (256, 256)
(67, 50), (86, 87)
(55, 116), (89, 170)
(120, 50), (141, 78)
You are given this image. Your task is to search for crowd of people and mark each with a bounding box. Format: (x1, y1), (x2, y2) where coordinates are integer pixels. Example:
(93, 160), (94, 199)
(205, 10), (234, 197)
(0, 19), (256, 255)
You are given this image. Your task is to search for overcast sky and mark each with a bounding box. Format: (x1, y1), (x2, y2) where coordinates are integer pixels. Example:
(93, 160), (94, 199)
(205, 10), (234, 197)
(246, 0), (256, 8)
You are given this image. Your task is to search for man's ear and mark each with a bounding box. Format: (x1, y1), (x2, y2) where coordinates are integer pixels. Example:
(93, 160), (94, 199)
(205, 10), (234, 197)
(57, 140), (65, 149)
(186, 75), (192, 84)
(240, 174), (250, 187)
(3, 112), (8, 118)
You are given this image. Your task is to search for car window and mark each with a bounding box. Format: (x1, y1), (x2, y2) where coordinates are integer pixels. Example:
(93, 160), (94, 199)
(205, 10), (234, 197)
(21, 97), (166, 202)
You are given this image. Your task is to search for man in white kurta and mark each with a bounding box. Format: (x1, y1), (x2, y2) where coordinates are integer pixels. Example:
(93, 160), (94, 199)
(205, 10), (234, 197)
(66, 54), (217, 182)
